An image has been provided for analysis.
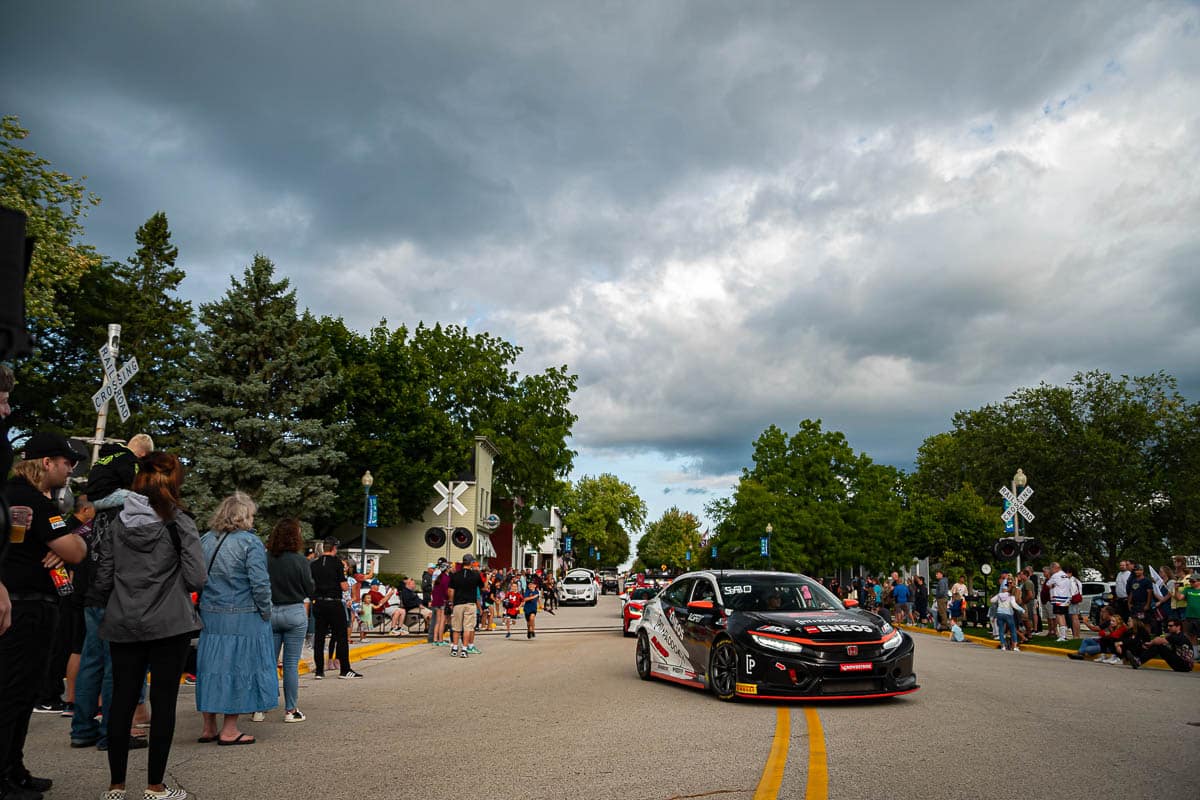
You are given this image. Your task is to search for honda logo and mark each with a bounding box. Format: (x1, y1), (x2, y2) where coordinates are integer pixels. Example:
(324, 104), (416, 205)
(846, 645), (858, 656)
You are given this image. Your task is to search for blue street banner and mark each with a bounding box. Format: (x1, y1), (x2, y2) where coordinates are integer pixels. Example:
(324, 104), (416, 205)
(685, 550), (691, 562)
(711, 546), (718, 559)
(1004, 499), (1014, 534)
(564, 535), (573, 552)
(589, 546), (595, 558)
(367, 495), (378, 527)
(760, 536), (769, 557)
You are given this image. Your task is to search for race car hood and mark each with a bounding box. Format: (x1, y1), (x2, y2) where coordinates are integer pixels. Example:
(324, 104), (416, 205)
(739, 610), (888, 642)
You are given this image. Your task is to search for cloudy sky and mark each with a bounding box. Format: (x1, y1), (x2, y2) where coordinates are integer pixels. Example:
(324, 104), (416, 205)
(6, 1), (1199, 539)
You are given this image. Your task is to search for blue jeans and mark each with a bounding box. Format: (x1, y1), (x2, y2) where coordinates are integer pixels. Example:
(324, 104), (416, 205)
(1078, 638), (1101, 656)
(71, 607), (113, 746)
(996, 614), (1019, 649)
(272, 603), (307, 711)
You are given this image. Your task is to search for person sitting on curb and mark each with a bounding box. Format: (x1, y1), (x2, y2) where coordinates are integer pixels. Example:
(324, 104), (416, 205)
(1134, 618), (1195, 672)
(1069, 605), (1124, 663)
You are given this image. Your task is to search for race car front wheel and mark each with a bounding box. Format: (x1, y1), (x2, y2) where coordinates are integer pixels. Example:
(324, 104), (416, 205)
(709, 638), (739, 701)
(635, 630), (653, 680)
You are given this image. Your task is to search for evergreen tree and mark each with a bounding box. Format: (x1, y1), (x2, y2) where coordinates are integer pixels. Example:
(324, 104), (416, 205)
(181, 255), (345, 530)
(14, 213), (195, 445)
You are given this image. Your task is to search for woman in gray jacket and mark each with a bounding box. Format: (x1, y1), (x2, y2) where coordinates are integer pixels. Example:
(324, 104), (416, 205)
(93, 452), (205, 800)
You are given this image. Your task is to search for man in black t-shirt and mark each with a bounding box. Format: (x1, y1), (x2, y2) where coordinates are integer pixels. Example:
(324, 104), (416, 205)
(448, 554), (484, 658)
(309, 538), (360, 679)
(0, 432), (88, 798)
(1137, 619), (1195, 672)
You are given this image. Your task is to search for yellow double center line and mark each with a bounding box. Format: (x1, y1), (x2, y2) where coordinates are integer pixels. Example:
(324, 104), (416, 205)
(752, 707), (828, 800)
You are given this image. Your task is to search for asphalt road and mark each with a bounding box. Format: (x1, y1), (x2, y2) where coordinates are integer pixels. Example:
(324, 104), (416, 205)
(23, 595), (1200, 799)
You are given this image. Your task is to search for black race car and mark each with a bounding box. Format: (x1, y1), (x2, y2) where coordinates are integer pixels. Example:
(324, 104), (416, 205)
(634, 570), (918, 701)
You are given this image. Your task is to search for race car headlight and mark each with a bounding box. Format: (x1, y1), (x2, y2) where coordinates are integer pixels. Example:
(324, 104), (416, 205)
(628, 607), (642, 617)
(882, 631), (904, 651)
(750, 634), (804, 654)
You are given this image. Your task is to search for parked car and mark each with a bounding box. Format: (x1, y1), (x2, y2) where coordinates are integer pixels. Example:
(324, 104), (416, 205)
(559, 573), (598, 605)
(600, 571), (620, 595)
(1079, 580), (1114, 617)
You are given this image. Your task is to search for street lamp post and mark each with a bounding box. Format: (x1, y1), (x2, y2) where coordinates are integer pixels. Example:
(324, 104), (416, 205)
(766, 523), (773, 571)
(1012, 469), (1026, 573)
(360, 470), (373, 575)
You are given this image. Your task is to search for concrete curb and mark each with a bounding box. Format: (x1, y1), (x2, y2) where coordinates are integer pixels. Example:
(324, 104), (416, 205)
(899, 624), (1198, 672)
(295, 639), (424, 675)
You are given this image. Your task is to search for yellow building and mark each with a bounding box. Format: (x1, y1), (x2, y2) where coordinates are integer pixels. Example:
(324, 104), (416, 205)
(337, 436), (500, 580)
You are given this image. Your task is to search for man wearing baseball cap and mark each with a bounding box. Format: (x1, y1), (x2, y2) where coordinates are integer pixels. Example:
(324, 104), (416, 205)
(447, 553), (483, 658)
(1177, 573), (1200, 649)
(1, 432), (88, 799)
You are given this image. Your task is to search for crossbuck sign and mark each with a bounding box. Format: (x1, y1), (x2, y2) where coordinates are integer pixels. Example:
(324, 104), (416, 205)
(91, 343), (139, 423)
(999, 485), (1034, 524)
(433, 480), (468, 516)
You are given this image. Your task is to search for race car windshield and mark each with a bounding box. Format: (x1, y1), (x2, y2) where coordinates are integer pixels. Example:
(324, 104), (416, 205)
(718, 577), (841, 612)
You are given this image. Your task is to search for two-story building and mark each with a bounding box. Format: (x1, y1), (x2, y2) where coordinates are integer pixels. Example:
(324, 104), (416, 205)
(338, 436), (501, 579)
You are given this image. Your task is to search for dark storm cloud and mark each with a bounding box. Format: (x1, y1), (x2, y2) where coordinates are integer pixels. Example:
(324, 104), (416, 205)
(4, 1), (1199, 521)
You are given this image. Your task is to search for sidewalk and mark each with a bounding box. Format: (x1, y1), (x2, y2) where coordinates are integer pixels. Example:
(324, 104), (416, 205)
(899, 624), (1199, 672)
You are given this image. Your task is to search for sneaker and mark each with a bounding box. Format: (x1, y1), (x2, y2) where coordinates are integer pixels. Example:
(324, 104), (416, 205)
(101, 791), (126, 800)
(1055, 637), (1067, 642)
(72, 737), (101, 748)
(1012, 646), (1020, 652)
(459, 648), (468, 658)
(183, 674), (196, 686)
(339, 670), (364, 679)
(450, 646), (459, 656)
(143, 786), (187, 799)
(34, 701), (66, 714)
(61, 702), (75, 717)
(1067, 652), (1084, 660)
(313, 673), (324, 680)
(12, 771), (52, 791)
(251, 712), (265, 722)
(283, 709), (305, 723)
(466, 645), (481, 654)
(505, 632), (511, 639)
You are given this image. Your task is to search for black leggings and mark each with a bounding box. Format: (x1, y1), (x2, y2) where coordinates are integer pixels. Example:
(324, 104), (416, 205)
(107, 634), (191, 786)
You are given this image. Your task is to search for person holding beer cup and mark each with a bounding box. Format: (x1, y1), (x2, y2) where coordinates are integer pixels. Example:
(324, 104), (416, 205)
(0, 431), (88, 799)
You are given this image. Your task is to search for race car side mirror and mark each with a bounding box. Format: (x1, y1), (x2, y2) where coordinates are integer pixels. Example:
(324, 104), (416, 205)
(843, 598), (859, 608)
(687, 600), (715, 612)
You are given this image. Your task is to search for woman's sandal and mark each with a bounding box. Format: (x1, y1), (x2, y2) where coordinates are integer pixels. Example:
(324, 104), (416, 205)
(217, 733), (256, 746)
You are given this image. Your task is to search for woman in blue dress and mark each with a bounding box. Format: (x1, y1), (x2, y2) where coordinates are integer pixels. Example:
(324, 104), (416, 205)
(195, 492), (276, 745)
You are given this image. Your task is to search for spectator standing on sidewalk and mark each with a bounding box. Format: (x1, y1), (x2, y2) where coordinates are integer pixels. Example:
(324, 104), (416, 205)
(0, 432), (88, 800)
(1064, 565), (1084, 638)
(933, 571), (949, 630)
(892, 578), (911, 625)
(94, 452), (204, 800)
(1126, 565), (1154, 629)
(1046, 562), (1071, 641)
(429, 558), (450, 645)
(266, 519), (314, 723)
(448, 554), (484, 657)
(196, 493), (284, 748)
(1113, 560), (1132, 620)
(309, 538), (359, 677)
(990, 584), (1023, 652)
(1018, 568), (1037, 639)
(913, 576), (928, 626)
(1178, 574), (1200, 649)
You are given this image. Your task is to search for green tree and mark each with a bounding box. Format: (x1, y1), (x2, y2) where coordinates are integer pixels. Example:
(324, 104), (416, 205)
(14, 213), (195, 445)
(316, 320), (576, 545)
(914, 371), (1196, 576)
(180, 255), (345, 529)
(560, 474), (645, 568)
(637, 507), (703, 572)
(1, 115), (101, 327)
(900, 481), (1003, 572)
(706, 420), (908, 576)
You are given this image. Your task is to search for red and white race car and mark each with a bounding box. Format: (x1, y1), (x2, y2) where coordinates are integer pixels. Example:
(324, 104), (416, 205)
(622, 586), (661, 637)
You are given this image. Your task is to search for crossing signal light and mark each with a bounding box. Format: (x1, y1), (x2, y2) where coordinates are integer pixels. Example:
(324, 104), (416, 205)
(1021, 538), (1044, 560)
(994, 538), (1020, 560)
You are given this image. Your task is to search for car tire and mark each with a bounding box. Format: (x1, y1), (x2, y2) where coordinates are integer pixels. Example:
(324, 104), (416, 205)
(623, 618), (633, 637)
(709, 638), (739, 702)
(635, 630), (653, 680)
(590, 597), (597, 606)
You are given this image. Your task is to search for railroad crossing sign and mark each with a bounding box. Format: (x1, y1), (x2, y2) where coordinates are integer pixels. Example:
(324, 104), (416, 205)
(433, 480), (468, 516)
(91, 343), (138, 423)
(999, 485), (1034, 523)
